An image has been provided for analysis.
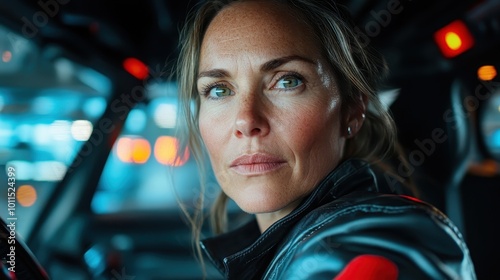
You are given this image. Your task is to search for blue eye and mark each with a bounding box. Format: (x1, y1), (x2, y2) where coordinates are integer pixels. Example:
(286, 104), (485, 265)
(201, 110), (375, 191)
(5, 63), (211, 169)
(211, 86), (231, 97)
(203, 84), (233, 99)
(275, 75), (303, 89)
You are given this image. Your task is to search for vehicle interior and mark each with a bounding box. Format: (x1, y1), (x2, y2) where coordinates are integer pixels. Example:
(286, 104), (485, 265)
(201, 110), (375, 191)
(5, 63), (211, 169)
(0, 0), (499, 279)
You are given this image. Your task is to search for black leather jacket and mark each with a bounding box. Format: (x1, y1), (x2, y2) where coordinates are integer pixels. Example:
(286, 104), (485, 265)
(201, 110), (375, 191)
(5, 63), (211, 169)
(200, 159), (476, 279)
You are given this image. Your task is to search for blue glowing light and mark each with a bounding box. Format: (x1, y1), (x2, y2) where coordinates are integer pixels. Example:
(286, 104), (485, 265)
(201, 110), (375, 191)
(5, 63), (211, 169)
(491, 129), (500, 148)
(83, 246), (105, 275)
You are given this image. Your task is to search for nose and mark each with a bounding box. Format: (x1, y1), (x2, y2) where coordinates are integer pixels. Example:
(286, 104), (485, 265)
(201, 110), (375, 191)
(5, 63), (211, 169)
(234, 95), (270, 138)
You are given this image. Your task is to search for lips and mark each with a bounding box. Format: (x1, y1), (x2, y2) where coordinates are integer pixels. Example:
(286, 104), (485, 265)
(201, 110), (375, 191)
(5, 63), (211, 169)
(230, 153), (286, 175)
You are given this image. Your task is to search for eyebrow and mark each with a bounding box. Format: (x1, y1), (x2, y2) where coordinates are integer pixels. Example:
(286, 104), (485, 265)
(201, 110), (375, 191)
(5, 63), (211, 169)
(197, 55), (316, 79)
(260, 55), (316, 72)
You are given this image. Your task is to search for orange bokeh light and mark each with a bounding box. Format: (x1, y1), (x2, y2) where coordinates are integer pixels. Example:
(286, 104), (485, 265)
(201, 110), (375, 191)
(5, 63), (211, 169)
(17, 185), (37, 207)
(116, 137), (133, 163)
(131, 138), (151, 164)
(116, 137), (151, 164)
(477, 65), (497, 81)
(154, 136), (189, 166)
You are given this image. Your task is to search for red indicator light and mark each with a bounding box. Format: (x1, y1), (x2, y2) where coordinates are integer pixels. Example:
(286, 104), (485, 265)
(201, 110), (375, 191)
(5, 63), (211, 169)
(123, 57), (149, 80)
(433, 20), (474, 58)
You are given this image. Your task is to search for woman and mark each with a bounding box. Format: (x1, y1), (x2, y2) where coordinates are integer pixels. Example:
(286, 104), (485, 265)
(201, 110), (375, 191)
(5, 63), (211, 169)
(175, 0), (476, 279)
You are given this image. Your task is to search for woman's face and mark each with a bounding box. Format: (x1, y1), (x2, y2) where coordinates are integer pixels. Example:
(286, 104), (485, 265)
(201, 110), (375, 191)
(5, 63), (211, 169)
(197, 1), (355, 216)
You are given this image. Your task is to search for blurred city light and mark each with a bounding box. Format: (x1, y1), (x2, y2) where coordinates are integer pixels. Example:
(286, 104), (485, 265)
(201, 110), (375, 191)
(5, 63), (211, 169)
(0, 119), (14, 147)
(50, 120), (72, 141)
(33, 124), (52, 145)
(7, 160), (68, 182)
(16, 124), (32, 143)
(54, 58), (75, 82)
(154, 103), (177, 128)
(116, 137), (133, 163)
(125, 108), (147, 133)
(71, 120), (93, 141)
(6, 161), (34, 181)
(83, 97), (107, 119)
(116, 136), (151, 164)
(17, 185), (37, 207)
(32, 96), (57, 115)
(131, 138), (151, 164)
(33, 161), (67, 181)
(154, 136), (189, 166)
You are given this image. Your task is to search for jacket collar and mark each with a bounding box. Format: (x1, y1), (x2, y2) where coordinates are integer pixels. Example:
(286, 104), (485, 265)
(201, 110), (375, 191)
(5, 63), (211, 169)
(200, 158), (377, 279)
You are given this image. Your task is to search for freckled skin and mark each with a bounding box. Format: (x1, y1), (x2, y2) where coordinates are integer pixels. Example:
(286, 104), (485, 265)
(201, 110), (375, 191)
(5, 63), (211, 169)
(198, 1), (359, 231)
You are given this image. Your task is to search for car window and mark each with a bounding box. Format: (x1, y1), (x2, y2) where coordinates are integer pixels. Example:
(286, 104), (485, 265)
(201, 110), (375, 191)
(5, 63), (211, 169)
(0, 24), (112, 238)
(91, 81), (227, 215)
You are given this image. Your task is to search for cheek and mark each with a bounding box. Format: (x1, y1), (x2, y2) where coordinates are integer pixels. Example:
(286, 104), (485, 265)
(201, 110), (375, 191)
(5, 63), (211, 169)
(198, 108), (230, 166)
(282, 103), (344, 175)
(282, 98), (342, 147)
(199, 116), (218, 156)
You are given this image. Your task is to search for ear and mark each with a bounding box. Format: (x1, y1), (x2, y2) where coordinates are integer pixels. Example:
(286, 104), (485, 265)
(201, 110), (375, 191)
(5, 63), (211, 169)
(345, 94), (367, 139)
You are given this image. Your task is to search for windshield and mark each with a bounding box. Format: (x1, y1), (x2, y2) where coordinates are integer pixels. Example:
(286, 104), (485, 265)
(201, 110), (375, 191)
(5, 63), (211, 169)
(0, 24), (112, 238)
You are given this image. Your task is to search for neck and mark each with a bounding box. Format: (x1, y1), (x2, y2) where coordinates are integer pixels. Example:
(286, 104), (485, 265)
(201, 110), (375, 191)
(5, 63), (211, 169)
(255, 200), (302, 233)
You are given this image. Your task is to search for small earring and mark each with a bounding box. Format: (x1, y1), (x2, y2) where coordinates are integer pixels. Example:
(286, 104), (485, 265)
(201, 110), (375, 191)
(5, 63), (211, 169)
(347, 126), (352, 136)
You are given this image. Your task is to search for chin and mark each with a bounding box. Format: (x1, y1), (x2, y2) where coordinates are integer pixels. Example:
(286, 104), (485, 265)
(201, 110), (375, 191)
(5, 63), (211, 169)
(222, 179), (302, 215)
(232, 192), (297, 215)
(236, 201), (285, 214)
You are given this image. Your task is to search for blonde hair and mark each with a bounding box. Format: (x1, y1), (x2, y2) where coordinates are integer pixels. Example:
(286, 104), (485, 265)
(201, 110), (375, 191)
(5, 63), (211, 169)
(174, 0), (397, 273)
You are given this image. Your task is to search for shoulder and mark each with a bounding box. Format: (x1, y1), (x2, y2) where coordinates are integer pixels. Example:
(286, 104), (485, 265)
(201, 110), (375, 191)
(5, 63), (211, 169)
(264, 192), (476, 280)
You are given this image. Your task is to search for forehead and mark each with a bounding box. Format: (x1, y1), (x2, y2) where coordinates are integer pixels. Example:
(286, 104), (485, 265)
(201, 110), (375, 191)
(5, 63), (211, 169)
(200, 1), (321, 63)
